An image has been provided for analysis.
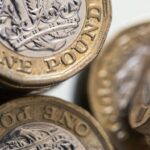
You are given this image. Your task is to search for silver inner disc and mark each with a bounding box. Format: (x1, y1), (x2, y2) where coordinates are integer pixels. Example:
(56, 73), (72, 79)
(0, 122), (86, 150)
(0, 0), (86, 57)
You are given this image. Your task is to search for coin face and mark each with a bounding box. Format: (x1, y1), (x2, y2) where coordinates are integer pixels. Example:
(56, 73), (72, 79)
(88, 22), (150, 150)
(0, 96), (113, 150)
(0, 0), (111, 88)
(1, 0), (86, 58)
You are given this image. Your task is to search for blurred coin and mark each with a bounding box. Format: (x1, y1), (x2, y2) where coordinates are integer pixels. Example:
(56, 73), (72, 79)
(88, 22), (150, 150)
(0, 0), (111, 89)
(0, 96), (113, 150)
(130, 65), (150, 146)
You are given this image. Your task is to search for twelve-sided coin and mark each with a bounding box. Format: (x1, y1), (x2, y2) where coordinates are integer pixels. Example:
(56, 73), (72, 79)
(0, 0), (111, 89)
(0, 96), (113, 150)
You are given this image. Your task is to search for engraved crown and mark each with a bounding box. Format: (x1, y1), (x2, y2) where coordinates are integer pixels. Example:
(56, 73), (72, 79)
(0, 0), (81, 51)
(0, 125), (77, 150)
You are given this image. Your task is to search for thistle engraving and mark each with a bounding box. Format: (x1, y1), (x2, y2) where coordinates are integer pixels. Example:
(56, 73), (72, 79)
(0, 122), (85, 150)
(0, 0), (83, 56)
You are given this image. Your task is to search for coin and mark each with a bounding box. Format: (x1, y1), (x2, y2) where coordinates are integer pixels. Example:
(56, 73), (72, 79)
(0, 0), (111, 89)
(88, 22), (150, 150)
(0, 96), (113, 150)
(129, 65), (150, 146)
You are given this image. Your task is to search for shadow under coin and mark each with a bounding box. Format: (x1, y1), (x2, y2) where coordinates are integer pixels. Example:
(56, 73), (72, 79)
(73, 65), (91, 112)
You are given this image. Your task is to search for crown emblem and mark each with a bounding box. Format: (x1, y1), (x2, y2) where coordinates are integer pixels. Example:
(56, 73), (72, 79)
(0, 123), (79, 150)
(0, 0), (81, 52)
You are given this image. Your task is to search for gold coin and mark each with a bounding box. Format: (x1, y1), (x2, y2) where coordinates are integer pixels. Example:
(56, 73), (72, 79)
(88, 22), (150, 150)
(0, 0), (111, 89)
(0, 96), (113, 150)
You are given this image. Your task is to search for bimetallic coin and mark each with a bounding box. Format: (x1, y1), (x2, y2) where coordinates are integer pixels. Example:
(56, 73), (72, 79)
(0, 0), (111, 89)
(0, 96), (113, 150)
(130, 66), (150, 146)
(88, 22), (150, 150)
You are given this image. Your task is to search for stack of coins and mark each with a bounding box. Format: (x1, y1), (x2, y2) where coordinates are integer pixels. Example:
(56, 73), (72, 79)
(0, 0), (150, 150)
(0, 0), (114, 149)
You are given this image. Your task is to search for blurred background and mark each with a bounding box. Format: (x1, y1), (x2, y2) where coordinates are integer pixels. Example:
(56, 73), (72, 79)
(43, 0), (150, 104)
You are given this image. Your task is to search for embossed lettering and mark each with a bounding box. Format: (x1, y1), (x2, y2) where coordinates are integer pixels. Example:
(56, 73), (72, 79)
(59, 111), (90, 137)
(61, 51), (76, 65)
(74, 38), (89, 53)
(44, 58), (60, 73)
(1, 113), (16, 128)
(88, 6), (101, 22)
(44, 106), (59, 121)
(59, 111), (77, 130)
(17, 106), (32, 121)
(0, 52), (17, 69)
(17, 60), (32, 74)
(0, 52), (32, 74)
(43, 106), (90, 137)
(75, 121), (90, 136)
(44, 52), (77, 72)
(0, 106), (32, 128)
(83, 22), (99, 41)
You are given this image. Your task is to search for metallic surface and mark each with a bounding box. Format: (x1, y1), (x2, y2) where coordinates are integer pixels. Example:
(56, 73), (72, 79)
(88, 22), (150, 150)
(0, 96), (114, 150)
(37, 0), (150, 105)
(0, 0), (111, 89)
(0, 122), (86, 150)
(0, 0), (85, 57)
(129, 64), (150, 146)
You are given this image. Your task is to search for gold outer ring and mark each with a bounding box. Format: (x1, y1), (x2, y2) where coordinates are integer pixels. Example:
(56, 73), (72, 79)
(0, 96), (114, 150)
(88, 22), (150, 150)
(0, 0), (112, 89)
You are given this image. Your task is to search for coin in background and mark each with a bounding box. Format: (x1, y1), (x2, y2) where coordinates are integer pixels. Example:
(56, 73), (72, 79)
(0, 0), (111, 89)
(0, 96), (113, 150)
(88, 22), (150, 150)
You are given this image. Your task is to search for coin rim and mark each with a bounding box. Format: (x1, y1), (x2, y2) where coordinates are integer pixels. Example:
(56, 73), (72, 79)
(0, 95), (114, 150)
(0, 0), (112, 89)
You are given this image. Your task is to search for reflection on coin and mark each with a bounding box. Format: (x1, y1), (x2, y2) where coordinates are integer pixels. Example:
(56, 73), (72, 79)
(0, 0), (111, 89)
(88, 22), (150, 150)
(130, 67), (150, 146)
(0, 96), (113, 150)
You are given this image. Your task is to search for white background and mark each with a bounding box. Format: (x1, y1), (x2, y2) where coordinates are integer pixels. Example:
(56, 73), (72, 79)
(44, 0), (150, 104)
